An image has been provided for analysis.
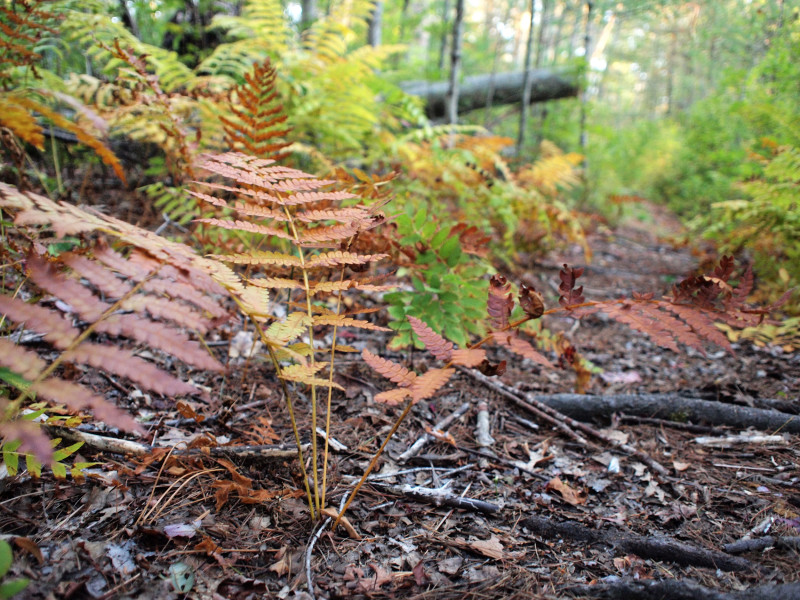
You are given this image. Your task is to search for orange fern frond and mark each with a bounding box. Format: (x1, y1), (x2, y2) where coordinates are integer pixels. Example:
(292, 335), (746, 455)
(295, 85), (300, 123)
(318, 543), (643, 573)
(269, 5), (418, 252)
(407, 316), (454, 361)
(221, 59), (291, 161)
(312, 315), (390, 331)
(492, 331), (554, 368)
(374, 388), (411, 405)
(450, 348), (487, 367)
(409, 368), (455, 403)
(362, 349), (417, 387)
(209, 250), (301, 267)
(305, 251), (388, 269)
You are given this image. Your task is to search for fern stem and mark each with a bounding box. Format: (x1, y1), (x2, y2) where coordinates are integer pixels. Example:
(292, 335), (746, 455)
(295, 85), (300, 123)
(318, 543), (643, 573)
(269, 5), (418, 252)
(332, 397), (414, 533)
(282, 204), (321, 516)
(320, 266), (347, 510)
(238, 299), (317, 520)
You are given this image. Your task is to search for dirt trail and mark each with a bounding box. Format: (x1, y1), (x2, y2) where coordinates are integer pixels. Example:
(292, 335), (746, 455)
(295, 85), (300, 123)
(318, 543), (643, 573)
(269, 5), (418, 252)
(1, 208), (798, 599)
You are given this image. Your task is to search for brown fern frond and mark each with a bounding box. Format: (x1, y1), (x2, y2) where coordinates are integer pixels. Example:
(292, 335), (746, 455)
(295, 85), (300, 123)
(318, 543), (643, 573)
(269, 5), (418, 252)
(519, 284), (545, 319)
(409, 368), (455, 403)
(492, 331), (554, 368)
(298, 222), (361, 244)
(362, 349), (417, 387)
(221, 59), (291, 161)
(295, 208), (371, 223)
(209, 250), (301, 267)
(195, 218), (294, 240)
(374, 388), (411, 405)
(664, 303), (734, 354)
(450, 348), (487, 367)
(231, 202), (289, 221)
(487, 274), (514, 330)
(0, 295), (80, 348)
(248, 277), (304, 290)
(305, 251), (387, 269)
(0, 339), (47, 380)
(312, 315), (390, 331)
(407, 316), (454, 361)
(32, 379), (141, 432)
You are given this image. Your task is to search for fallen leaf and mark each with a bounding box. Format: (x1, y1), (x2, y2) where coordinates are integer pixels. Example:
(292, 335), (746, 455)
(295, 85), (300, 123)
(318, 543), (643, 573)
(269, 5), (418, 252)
(546, 477), (588, 506)
(268, 546), (291, 576)
(467, 535), (504, 559)
(355, 563), (393, 592)
(412, 560), (427, 586)
(672, 460), (690, 472)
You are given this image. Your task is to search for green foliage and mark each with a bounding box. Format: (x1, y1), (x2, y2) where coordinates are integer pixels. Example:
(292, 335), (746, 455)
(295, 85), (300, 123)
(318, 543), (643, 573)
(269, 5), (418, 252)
(385, 209), (489, 349)
(0, 540), (29, 599)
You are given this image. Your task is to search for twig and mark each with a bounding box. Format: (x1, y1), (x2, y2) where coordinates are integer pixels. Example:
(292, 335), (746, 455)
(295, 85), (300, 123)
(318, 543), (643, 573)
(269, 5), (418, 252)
(373, 482), (500, 514)
(461, 368), (669, 476)
(305, 493), (350, 600)
(398, 402), (471, 463)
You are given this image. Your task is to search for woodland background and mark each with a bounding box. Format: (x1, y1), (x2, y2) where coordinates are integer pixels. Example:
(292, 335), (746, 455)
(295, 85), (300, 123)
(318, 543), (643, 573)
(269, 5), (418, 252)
(0, 0), (799, 599)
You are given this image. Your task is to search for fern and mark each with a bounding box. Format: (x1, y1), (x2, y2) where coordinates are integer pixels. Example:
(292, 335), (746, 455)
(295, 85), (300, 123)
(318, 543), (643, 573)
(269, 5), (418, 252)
(193, 150), (391, 517)
(0, 182), (232, 467)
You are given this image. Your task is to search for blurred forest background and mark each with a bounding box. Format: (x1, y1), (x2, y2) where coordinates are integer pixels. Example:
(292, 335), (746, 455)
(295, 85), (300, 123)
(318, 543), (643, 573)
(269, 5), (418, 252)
(3, 0), (799, 339)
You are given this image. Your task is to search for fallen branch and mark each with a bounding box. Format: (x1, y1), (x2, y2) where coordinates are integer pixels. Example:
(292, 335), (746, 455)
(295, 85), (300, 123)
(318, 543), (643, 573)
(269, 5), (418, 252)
(565, 579), (800, 600)
(511, 392), (800, 434)
(723, 536), (800, 554)
(523, 514), (759, 573)
(462, 368), (669, 475)
(46, 425), (310, 461)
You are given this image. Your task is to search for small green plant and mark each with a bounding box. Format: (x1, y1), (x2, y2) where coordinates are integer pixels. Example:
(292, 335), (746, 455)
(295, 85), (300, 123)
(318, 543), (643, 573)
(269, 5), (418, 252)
(0, 540), (28, 599)
(385, 210), (489, 349)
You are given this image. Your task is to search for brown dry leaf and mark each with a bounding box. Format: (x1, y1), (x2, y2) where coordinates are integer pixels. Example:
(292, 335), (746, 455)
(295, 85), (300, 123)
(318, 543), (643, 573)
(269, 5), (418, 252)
(355, 563), (394, 592)
(14, 537), (44, 564)
(268, 546), (291, 576)
(467, 535), (505, 559)
(412, 560), (427, 586)
(673, 460), (690, 472)
(321, 507), (362, 540)
(546, 476), (588, 506)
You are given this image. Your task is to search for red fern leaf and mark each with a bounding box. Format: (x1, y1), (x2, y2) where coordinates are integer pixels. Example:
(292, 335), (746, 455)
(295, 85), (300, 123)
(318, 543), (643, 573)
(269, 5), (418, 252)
(0, 295), (79, 348)
(306, 251), (387, 269)
(558, 264), (585, 307)
(487, 274), (514, 330)
(32, 379), (142, 432)
(312, 315), (390, 331)
(63, 344), (198, 396)
(407, 316), (454, 361)
(194, 218), (294, 240)
(665, 303), (733, 354)
(362, 349), (417, 387)
(599, 301), (681, 353)
(0, 338), (47, 380)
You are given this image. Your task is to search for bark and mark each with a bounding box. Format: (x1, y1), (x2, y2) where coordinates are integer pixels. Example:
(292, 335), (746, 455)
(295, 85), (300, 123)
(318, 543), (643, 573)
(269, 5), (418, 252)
(367, 1), (383, 47)
(301, 0), (317, 31)
(437, 0), (451, 71)
(516, 392), (800, 434)
(446, 0), (466, 125)
(400, 69), (579, 120)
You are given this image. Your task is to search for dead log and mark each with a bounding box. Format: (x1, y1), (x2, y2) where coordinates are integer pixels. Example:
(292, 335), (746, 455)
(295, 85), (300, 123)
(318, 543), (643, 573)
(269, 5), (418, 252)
(566, 579), (800, 600)
(522, 392), (800, 434)
(523, 514), (759, 573)
(399, 69), (579, 120)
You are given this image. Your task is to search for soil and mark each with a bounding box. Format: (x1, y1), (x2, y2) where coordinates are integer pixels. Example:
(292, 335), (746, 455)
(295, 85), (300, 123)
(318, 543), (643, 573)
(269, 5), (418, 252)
(1, 205), (798, 600)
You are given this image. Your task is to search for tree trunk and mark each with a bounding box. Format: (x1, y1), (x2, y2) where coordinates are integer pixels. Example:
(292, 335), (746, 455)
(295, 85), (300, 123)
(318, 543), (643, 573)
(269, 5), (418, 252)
(446, 0), (466, 125)
(401, 70), (578, 120)
(516, 0), (536, 155)
(438, 0), (451, 71)
(301, 0), (317, 31)
(368, 1), (383, 47)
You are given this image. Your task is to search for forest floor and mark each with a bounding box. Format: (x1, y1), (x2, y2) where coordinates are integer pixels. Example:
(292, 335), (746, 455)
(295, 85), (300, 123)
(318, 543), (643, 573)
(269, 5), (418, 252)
(2, 204), (799, 600)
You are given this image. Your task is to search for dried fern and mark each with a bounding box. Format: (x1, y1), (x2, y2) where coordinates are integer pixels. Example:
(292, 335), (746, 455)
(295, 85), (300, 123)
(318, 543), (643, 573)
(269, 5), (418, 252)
(193, 150), (391, 517)
(0, 182), (232, 469)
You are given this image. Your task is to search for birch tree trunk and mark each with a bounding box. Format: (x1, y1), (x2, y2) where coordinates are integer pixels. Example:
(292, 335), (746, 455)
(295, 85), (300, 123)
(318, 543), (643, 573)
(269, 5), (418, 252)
(516, 0), (537, 155)
(368, 1), (383, 47)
